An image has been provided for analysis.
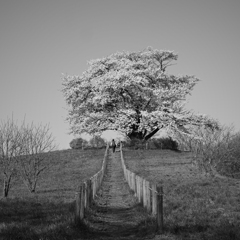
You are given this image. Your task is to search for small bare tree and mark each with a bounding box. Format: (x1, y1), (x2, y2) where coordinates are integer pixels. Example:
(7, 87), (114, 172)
(18, 123), (56, 193)
(175, 125), (237, 176)
(0, 118), (23, 198)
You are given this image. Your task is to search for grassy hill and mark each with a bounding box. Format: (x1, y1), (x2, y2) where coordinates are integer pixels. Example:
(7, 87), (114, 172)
(1, 148), (240, 240)
(0, 148), (105, 240)
(124, 149), (240, 240)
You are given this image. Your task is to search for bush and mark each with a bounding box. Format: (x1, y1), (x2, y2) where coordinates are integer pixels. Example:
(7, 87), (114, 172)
(69, 138), (87, 149)
(122, 137), (178, 150)
(89, 136), (106, 148)
(123, 139), (145, 149)
(151, 137), (179, 150)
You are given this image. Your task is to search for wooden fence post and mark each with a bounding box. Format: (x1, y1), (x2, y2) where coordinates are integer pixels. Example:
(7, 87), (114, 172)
(119, 144), (164, 234)
(152, 183), (157, 215)
(83, 181), (87, 208)
(75, 144), (109, 224)
(157, 186), (163, 233)
(139, 177), (143, 204)
(130, 172), (133, 190)
(143, 179), (146, 208)
(146, 180), (151, 212)
(92, 177), (95, 199)
(127, 170), (130, 185)
(80, 184), (85, 220)
(93, 176), (97, 198)
(131, 172), (133, 190)
(87, 179), (92, 207)
(129, 171), (132, 189)
(132, 173), (136, 196)
(136, 176), (140, 201)
(75, 191), (80, 223)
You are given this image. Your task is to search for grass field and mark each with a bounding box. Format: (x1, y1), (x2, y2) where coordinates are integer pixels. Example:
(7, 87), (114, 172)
(1, 147), (240, 240)
(123, 149), (240, 240)
(0, 148), (105, 240)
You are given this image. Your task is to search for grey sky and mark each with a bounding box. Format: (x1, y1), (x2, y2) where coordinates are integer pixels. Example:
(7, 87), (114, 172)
(1, 0), (240, 149)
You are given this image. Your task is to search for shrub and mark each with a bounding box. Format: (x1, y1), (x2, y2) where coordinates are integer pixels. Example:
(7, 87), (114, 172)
(151, 137), (179, 150)
(123, 139), (146, 149)
(88, 136), (106, 149)
(69, 138), (87, 149)
(122, 137), (178, 150)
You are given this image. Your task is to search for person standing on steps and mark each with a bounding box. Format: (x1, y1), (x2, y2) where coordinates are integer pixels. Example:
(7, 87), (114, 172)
(111, 139), (116, 153)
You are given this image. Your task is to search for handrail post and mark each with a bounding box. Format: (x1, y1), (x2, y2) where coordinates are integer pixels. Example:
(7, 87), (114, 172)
(80, 184), (85, 220)
(152, 183), (157, 215)
(75, 144), (109, 224)
(119, 142), (164, 234)
(157, 186), (163, 234)
(75, 191), (80, 223)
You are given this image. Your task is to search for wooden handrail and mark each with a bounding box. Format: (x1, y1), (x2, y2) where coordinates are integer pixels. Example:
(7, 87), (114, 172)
(75, 144), (109, 222)
(120, 142), (164, 233)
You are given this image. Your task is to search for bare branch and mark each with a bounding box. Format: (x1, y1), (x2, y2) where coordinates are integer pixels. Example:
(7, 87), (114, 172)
(17, 122), (56, 193)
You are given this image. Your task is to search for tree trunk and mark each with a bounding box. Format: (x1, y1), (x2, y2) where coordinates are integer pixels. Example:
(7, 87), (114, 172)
(128, 127), (161, 141)
(144, 128), (160, 141)
(127, 133), (146, 149)
(31, 178), (38, 193)
(3, 177), (11, 198)
(128, 131), (145, 140)
(25, 178), (37, 193)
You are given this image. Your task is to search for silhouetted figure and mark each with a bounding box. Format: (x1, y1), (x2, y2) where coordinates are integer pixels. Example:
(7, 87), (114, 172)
(111, 139), (116, 153)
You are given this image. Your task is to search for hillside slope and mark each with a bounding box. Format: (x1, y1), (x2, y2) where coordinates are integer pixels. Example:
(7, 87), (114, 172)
(0, 148), (105, 239)
(124, 149), (240, 240)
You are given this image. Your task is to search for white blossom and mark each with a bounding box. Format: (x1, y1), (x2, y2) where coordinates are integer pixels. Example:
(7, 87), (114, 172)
(62, 47), (218, 140)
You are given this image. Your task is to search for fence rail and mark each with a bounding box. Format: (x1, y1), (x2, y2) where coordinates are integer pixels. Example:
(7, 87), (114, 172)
(120, 143), (164, 233)
(75, 143), (164, 234)
(75, 144), (109, 222)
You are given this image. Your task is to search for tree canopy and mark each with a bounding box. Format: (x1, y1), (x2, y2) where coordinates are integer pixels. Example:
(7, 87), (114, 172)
(62, 47), (218, 141)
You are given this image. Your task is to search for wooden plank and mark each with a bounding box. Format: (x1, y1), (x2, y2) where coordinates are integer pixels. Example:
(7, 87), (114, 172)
(151, 183), (157, 215)
(143, 179), (146, 208)
(87, 179), (91, 208)
(132, 173), (136, 196)
(128, 171), (131, 188)
(92, 176), (96, 199)
(157, 186), (164, 234)
(136, 176), (140, 201)
(130, 172), (133, 190)
(139, 177), (143, 204)
(75, 191), (80, 223)
(127, 170), (130, 185)
(146, 180), (151, 212)
(79, 185), (84, 220)
(83, 181), (87, 208)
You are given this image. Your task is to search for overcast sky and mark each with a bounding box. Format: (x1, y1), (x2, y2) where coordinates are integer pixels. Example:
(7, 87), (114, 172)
(1, 0), (240, 149)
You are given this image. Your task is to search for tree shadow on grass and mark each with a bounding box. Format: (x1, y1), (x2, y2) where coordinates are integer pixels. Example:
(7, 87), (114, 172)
(1, 198), (155, 240)
(0, 198), (91, 240)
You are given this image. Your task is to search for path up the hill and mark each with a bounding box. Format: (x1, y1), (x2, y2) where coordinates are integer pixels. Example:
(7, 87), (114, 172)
(85, 150), (156, 239)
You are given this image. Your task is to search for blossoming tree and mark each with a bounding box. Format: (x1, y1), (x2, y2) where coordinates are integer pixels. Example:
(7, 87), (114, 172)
(62, 47), (218, 141)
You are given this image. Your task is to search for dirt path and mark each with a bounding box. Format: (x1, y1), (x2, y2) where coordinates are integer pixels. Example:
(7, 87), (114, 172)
(85, 150), (156, 239)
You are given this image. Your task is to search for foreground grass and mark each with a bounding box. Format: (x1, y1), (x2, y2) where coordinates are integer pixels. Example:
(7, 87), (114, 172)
(124, 149), (240, 240)
(0, 148), (105, 240)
